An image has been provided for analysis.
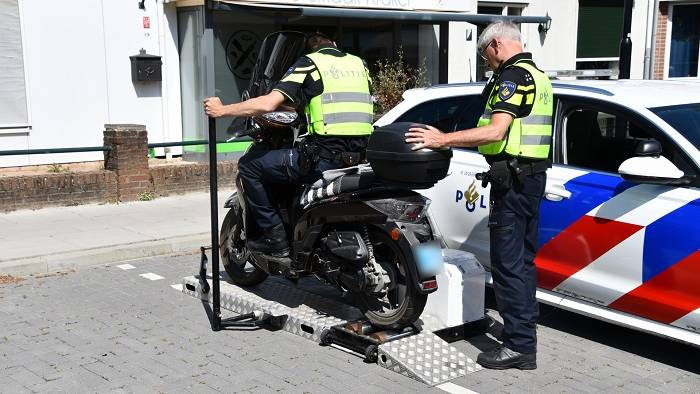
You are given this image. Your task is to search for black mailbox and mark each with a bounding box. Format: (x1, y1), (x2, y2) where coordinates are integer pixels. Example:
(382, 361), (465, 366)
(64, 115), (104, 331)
(130, 49), (162, 82)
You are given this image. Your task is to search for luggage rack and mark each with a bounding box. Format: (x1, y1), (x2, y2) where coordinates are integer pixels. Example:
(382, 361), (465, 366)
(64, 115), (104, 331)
(184, 247), (482, 386)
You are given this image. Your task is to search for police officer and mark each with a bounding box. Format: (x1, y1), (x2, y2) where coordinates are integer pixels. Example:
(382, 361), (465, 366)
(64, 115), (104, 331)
(204, 32), (373, 258)
(405, 20), (552, 370)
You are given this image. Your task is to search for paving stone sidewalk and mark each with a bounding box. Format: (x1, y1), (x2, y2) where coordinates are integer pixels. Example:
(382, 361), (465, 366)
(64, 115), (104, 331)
(0, 190), (233, 277)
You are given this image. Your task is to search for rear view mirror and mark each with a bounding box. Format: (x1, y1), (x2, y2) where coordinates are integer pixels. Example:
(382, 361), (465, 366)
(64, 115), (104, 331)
(634, 139), (662, 157)
(618, 140), (692, 185)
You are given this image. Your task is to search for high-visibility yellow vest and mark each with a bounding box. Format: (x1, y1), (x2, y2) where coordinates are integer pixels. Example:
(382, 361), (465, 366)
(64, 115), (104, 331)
(478, 61), (553, 159)
(305, 50), (373, 136)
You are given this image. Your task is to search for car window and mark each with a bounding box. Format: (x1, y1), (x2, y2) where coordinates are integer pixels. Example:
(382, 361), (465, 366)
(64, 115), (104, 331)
(561, 102), (696, 175)
(649, 103), (700, 149)
(395, 95), (485, 133)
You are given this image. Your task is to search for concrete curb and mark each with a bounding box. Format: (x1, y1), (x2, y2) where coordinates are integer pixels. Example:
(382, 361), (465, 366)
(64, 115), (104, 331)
(0, 233), (211, 277)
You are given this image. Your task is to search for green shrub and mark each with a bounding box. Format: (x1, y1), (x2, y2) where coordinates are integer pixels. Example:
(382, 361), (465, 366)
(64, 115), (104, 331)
(372, 49), (430, 115)
(137, 191), (155, 201)
(48, 163), (68, 173)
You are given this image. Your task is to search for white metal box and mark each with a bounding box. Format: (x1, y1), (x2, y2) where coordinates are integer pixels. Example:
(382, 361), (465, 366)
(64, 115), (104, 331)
(421, 248), (485, 329)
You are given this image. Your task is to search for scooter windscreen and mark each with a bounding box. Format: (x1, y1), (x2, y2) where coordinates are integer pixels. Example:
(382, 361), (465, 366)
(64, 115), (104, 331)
(246, 31), (307, 99)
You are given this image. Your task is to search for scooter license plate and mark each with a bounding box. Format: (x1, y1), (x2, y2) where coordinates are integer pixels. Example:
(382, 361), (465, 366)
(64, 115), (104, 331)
(413, 241), (443, 278)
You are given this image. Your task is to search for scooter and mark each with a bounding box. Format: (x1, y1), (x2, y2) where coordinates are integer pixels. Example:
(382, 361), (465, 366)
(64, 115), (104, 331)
(219, 31), (444, 329)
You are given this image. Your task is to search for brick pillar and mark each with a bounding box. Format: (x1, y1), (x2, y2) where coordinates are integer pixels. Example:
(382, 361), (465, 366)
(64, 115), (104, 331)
(653, 2), (669, 80)
(103, 124), (152, 202)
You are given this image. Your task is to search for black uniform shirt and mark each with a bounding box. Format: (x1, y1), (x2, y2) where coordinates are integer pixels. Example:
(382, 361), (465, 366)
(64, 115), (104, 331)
(482, 52), (545, 164)
(272, 45), (371, 153)
(482, 52), (539, 118)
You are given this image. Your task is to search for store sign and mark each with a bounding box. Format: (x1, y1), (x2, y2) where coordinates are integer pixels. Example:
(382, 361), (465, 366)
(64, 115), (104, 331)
(239, 0), (472, 12)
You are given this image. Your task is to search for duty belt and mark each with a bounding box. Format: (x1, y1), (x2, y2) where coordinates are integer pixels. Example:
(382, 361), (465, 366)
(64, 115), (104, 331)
(510, 159), (550, 176)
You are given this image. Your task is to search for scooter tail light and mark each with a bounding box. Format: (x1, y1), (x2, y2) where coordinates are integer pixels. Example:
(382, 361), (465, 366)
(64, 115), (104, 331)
(421, 278), (438, 291)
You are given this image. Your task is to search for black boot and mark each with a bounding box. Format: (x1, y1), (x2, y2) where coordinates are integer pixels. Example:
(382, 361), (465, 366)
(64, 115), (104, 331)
(476, 345), (537, 370)
(247, 223), (289, 257)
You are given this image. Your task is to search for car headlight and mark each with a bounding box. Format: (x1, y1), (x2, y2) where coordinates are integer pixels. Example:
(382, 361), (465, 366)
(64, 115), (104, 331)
(366, 196), (431, 223)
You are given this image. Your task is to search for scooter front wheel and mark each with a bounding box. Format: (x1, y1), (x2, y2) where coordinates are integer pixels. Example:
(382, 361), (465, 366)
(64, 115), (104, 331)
(220, 202), (268, 287)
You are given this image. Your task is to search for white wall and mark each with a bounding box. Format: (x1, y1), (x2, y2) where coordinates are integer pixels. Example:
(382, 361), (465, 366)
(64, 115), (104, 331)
(522, 0), (579, 73)
(630, 0), (651, 79)
(19, 0), (110, 166)
(448, 22), (474, 83)
(447, 0), (579, 83)
(1, 0), (181, 167)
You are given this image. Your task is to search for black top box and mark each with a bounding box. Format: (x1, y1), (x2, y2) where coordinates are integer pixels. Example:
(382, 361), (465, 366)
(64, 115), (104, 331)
(366, 122), (452, 189)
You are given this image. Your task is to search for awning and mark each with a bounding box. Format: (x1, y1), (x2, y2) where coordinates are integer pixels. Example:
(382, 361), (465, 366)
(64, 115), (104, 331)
(210, 1), (551, 25)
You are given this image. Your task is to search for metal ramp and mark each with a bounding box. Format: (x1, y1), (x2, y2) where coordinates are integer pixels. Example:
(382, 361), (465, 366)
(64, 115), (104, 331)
(181, 275), (481, 386)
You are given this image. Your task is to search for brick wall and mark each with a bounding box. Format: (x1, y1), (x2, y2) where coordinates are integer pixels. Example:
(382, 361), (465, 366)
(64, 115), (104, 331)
(653, 2), (669, 80)
(0, 171), (118, 212)
(0, 124), (239, 212)
(151, 161), (238, 196)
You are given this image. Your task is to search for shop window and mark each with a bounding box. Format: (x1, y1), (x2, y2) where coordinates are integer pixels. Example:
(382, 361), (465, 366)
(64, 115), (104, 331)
(668, 4), (700, 78)
(0, 0), (29, 129)
(575, 0), (623, 75)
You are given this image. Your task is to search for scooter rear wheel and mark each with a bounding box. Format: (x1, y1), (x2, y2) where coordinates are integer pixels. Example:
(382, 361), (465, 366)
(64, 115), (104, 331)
(355, 228), (428, 329)
(220, 201), (268, 287)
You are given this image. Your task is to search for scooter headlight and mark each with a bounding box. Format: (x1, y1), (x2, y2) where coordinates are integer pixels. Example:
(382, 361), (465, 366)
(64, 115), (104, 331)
(366, 196), (431, 223)
(261, 111), (298, 125)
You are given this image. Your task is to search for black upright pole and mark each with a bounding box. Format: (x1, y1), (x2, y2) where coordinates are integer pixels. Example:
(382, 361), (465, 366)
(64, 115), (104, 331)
(208, 116), (221, 331)
(618, 0), (634, 79)
(439, 22), (449, 84)
(203, 1), (221, 331)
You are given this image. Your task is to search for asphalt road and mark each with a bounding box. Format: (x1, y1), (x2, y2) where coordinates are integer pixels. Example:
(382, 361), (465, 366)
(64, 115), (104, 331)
(1, 252), (698, 393)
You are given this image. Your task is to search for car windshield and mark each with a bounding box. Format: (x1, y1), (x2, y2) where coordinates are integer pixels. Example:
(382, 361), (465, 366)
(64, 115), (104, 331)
(649, 103), (700, 149)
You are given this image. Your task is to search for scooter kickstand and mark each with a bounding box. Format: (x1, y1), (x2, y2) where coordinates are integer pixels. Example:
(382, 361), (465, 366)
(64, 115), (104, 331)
(198, 246), (211, 294)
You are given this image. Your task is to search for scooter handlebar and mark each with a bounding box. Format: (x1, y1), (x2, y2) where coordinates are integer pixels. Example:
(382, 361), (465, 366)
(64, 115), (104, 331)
(226, 126), (259, 142)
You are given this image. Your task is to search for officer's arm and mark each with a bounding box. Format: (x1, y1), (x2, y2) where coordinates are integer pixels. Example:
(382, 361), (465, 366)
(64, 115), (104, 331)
(204, 91), (286, 118)
(405, 112), (513, 149)
(442, 112), (514, 147)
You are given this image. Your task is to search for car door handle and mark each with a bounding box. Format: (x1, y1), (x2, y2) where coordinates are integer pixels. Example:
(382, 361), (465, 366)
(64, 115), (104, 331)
(544, 184), (571, 201)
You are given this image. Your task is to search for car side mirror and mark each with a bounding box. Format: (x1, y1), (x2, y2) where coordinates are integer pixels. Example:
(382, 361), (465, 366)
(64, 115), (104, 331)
(635, 139), (662, 157)
(618, 140), (691, 185)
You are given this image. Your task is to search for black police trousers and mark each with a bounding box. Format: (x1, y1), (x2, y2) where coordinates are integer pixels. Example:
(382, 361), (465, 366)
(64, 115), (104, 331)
(488, 172), (546, 354)
(237, 145), (340, 230)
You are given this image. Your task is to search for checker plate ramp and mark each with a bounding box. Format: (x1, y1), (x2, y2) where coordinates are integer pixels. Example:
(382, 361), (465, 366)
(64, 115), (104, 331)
(181, 275), (480, 385)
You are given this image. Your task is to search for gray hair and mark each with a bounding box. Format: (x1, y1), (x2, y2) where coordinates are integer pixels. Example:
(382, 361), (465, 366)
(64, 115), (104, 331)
(477, 20), (522, 50)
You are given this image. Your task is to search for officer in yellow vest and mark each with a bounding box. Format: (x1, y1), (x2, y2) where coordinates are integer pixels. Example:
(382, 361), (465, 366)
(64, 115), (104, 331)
(204, 32), (372, 258)
(405, 20), (552, 370)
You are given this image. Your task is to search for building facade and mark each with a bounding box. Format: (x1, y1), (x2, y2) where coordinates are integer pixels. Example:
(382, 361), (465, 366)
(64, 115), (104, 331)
(0, 0), (697, 167)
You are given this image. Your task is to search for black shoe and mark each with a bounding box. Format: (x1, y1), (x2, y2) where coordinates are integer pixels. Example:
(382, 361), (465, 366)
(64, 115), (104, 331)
(477, 345), (537, 370)
(247, 223), (290, 257)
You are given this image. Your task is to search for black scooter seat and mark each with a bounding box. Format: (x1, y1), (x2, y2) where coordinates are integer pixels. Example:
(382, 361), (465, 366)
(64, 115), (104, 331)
(300, 164), (377, 206)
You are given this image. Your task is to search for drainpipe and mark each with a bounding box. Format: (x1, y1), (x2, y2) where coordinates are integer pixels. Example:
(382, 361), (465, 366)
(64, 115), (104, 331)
(618, 0), (634, 79)
(644, 0), (660, 79)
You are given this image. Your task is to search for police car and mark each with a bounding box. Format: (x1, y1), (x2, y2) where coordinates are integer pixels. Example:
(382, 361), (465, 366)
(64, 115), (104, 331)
(375, 80), (700, 346)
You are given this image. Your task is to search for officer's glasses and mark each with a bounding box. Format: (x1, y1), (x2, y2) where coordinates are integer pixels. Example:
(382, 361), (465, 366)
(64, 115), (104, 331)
(478, 39), (495, 60)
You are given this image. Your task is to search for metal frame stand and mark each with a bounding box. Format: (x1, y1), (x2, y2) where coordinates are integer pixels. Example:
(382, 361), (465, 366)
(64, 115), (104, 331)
(321, 321), (420, 363)
(201, 0), (228, 332)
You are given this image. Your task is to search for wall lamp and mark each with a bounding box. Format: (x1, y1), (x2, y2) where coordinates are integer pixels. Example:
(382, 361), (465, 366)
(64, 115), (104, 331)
(538, 13), (552, 34)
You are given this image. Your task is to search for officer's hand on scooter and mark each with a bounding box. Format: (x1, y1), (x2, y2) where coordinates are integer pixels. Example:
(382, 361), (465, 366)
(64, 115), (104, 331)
(203, 97), (226, 118)
(405, 124), (446, 150)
